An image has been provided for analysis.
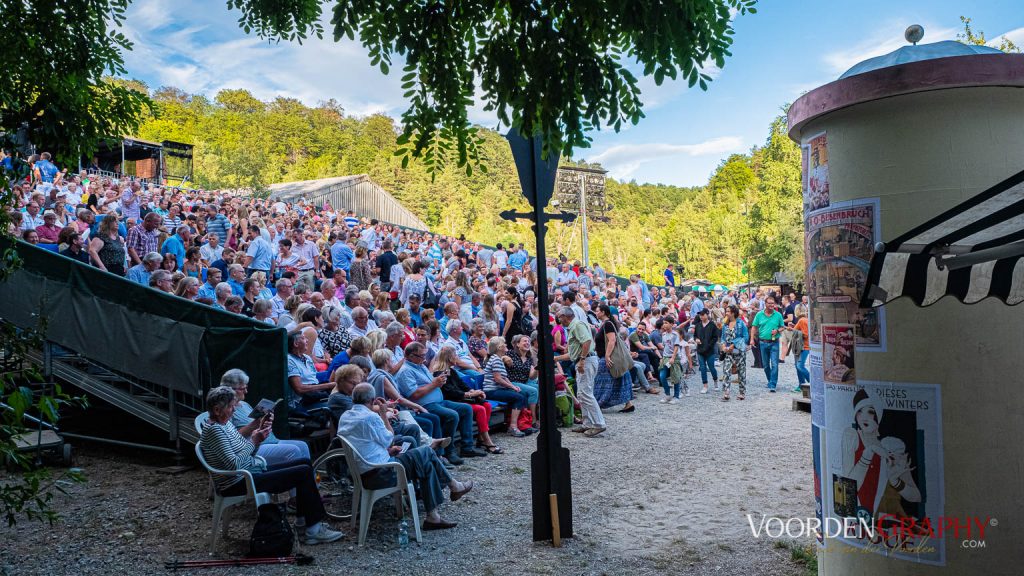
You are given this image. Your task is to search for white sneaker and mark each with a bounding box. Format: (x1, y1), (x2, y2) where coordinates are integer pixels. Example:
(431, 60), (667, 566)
(700, 386), (708, 394)
(659, 397), (670, 404)
(304, 522), (344, 545)
(713, 383), (720, 392)
(667, 398), (679, 405)
(684, 389), (691, 397)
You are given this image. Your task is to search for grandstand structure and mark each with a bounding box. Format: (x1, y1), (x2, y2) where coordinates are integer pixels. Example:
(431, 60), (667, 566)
(267, 175), (428, 230)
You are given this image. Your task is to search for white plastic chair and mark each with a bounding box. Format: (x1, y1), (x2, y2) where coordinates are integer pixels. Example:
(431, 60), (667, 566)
(194, 416), (271, 552)
(336, 435), (422, 546)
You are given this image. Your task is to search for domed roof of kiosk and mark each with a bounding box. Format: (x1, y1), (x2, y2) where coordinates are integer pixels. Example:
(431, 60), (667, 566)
(840, 40), (1004, 79)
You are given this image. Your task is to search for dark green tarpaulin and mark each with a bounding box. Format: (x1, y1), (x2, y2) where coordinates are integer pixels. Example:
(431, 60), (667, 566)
(0, 239), (287, 413)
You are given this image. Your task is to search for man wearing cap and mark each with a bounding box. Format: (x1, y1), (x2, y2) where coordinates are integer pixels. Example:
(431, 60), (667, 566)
(554, 307), (606, 437)
(35, 211), (62, 244)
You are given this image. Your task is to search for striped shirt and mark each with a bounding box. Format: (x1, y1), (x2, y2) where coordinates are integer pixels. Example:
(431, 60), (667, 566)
(482, 355), (509, 392)
(199, 420), (266, 492)
(161, 215), (182, 231)
(206, 214), (232, 244)
(344, 216), (359, 228)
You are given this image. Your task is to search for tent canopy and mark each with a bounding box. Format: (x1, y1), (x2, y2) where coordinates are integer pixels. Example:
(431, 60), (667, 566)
(861, 167), (1024, 308)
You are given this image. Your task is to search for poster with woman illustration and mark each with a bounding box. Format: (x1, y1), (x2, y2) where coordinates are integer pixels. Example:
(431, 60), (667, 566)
(822, 324), (856, 384)
(803, 132), (830, 213)
(823, 381), (945, 564)
(805, 198), (886, 351)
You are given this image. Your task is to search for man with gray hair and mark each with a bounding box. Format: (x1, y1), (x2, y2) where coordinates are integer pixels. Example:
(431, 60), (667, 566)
(127, 251), (162, 286)
(213, 282), (233, 310)
(338, 382), (474, 531)
(442, 320), (481, 374)
(384, 321), (406, 374)
(149, 269), (174, 293)
(347, 306), (378, 339)
(220, 368), (310, 465)
(554, 306), (606, 437)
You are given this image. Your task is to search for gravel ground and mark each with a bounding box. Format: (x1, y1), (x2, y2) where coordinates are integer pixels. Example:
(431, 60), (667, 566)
(1, 357), (815, 576)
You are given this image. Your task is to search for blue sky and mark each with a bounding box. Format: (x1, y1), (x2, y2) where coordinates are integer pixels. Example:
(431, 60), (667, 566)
(121, 0), (1024, 188)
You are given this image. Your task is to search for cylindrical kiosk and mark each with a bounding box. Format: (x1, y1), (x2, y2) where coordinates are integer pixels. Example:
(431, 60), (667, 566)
(788, 35), (1024, 575)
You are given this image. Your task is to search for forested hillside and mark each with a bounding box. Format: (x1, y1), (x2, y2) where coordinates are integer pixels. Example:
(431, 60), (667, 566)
(132, 87), (802, 285)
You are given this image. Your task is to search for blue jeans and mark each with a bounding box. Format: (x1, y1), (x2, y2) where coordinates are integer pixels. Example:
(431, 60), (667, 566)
(697, 352), (718, 384)
(760, 340), (780, 390)
(424, 400), (474, 451)
(519, 380), (540, 405)
(795, 349), (810, 385)
(658, 365), (680, 398)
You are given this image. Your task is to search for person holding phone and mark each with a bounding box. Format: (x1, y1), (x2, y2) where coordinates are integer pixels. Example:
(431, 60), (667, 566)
(220, 369), (310, 464)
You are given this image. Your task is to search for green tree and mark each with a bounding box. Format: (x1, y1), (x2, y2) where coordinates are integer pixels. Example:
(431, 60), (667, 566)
(226, 0), (756, 174)
(0, 0), (152, 165)
(957, 16), (1021, 53)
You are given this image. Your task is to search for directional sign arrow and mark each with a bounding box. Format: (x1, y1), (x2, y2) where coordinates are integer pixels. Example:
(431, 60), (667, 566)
(500, 209), (577, 223)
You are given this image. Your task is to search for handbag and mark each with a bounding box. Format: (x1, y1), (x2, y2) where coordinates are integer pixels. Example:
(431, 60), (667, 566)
(421, 279), (439, 308)
(608, 331), (633, 379)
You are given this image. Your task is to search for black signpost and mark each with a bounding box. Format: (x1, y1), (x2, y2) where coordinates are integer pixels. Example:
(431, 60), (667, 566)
(503, 127), (575, 544)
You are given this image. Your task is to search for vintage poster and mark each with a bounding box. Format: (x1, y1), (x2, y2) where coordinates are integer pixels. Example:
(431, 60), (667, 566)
(805, 198), (886, 351)
(822, 324), (856, 384)
(804, 132), (830, 213)
(812, 424), (826, 546)
(823, 381), (945, 565)
(809, 350), (825, 427)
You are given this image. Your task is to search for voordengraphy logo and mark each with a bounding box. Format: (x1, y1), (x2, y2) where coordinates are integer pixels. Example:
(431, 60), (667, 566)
(747, 514), (996, 547)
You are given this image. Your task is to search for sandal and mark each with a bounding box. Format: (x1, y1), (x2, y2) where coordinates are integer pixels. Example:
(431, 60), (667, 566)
(482, 444), (504, 454)
(737, 394), (745, 400)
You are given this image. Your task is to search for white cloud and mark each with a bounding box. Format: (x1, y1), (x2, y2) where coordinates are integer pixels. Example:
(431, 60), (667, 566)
(122, 0), (409, 117)
(822, 24), (958, 76)
(994, 26), (1024, 48)
(589, 136), (745, 179)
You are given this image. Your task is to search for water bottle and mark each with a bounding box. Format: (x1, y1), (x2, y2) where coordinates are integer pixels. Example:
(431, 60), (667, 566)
(398, 517), (409, 548)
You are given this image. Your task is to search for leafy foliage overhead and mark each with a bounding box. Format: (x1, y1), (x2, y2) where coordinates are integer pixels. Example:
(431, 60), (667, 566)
(0, 0), (152, 165)
(226, 0), (757, 173)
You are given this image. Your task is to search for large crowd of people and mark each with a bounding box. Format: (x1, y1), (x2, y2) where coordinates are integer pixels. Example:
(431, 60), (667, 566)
(7, 154), (810, 543)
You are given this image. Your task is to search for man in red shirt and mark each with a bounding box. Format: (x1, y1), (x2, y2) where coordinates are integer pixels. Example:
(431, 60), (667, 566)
(35, 211), (63, 244)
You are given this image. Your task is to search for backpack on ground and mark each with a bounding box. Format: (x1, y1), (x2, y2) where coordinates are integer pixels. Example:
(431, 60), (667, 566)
(249, 503), (294, 558)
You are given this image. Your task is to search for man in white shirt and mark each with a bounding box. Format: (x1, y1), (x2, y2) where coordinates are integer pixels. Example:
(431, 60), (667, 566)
(556, 263), (578, 288)
(493, 244), (508, 270)
(200, 234), (224, 266)
(336, 383), (472, 529)
(20, 202), (45, 231)
(347, 306), (379, 340)
(442, 321), (481, 373)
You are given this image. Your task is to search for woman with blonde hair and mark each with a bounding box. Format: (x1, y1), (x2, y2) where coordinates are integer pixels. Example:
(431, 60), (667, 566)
(431, 346), (503, 454)
(365, 329), (387, 352)
(174, 276), (201, 300)
(480, 337), (531, 438)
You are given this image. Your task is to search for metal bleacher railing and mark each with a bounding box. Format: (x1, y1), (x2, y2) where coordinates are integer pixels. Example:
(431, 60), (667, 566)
(0, 239), (287, 455)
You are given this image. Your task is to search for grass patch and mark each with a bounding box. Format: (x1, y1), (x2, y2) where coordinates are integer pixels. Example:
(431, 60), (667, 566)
(775, 540), (818, 576)
(511, 466), (526, 474)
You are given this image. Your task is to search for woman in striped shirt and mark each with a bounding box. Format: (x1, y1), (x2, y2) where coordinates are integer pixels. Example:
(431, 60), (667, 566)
(480, 337), (531, 438)
(199, 386), (343, 545)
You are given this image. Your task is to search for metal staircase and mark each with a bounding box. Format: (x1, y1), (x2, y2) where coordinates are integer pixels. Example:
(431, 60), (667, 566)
(23, 343), (203, 449)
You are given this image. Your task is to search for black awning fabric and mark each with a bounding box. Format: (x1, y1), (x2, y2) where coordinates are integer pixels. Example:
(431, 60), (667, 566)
(861, 168), (1024, 308)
